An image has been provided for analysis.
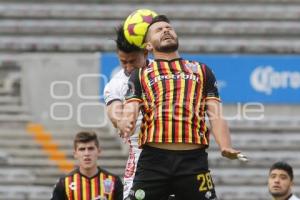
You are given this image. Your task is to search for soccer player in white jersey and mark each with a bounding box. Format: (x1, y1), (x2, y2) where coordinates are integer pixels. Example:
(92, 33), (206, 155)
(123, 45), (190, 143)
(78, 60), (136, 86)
(104, 25), (148, 199)
(268, 161), (300, 200)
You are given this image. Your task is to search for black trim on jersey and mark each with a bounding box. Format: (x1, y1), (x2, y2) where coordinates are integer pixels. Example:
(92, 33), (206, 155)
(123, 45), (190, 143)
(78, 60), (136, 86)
(205, 66), (219, 98)
(285, 194), (293, 200)
(51, 177), (67, 200)
(106, 99), (122, 106)
(154, 57), (182, 62)
(125, 68), (142, 100)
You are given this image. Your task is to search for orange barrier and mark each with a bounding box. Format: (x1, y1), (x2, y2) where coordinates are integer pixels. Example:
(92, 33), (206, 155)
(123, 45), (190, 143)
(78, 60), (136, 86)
(26, 123), (74, 172)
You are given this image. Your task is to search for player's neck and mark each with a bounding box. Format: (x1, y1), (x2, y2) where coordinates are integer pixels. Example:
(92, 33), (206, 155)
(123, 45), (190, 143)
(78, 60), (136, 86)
(79, 166), (98, 178)
(154, 51), (180, 60)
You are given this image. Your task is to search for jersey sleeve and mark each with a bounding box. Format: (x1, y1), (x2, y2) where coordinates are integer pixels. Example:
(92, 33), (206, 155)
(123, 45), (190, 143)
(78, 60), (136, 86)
(125, 68), (143, 103)
(50, 178), (66, 200)
(103, 74), (123, 106)
(204, 66), (221, 101)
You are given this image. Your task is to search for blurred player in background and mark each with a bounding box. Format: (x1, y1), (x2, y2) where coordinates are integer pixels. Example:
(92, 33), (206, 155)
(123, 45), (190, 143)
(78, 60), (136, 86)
(268, 161), (300, 200)
(51, 131), (123, 200)
(104, 25), (148, 199)
(119, 15), (242, 200)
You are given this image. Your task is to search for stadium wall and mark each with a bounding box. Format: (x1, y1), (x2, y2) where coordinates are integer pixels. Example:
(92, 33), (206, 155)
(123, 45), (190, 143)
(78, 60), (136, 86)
(19, 53), (107, 128)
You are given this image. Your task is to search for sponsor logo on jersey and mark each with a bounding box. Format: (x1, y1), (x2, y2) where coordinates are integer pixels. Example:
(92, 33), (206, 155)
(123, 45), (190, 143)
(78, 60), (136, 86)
(135, 189), (145, 200)
(148, 72), (199, 86)
(145, 67), (153, 73)
(69, 182), (76, 190)
(205, 191), (212, 199)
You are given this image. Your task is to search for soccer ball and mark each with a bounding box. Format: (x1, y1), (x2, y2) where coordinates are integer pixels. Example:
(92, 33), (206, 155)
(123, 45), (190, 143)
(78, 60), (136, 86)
(123, 9), (158, 48)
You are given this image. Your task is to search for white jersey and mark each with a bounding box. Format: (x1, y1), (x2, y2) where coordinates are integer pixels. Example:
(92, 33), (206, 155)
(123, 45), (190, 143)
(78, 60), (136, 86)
(104, 68), (129, 104)
(104, 67), (142, 199)
(290, 194), (300, 200)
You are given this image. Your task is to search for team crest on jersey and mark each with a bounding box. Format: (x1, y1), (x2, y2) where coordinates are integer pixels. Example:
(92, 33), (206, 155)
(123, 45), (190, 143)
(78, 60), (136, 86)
(69, 182), (76, 190)
(103, 178), (114, 194)
(185, 62), (198, 73)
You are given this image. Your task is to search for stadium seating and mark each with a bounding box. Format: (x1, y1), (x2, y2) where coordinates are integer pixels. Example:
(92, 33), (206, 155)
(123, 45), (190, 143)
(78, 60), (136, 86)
(0, 0), (300, 53)
(0, 185), (52, 200)
(0, 58), (31, 125)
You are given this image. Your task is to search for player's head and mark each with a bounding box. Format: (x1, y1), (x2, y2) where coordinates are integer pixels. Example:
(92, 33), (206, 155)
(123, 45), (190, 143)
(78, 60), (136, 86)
(268, 161), (294, 199)
(115, 25), (148, 76)
(73, 131), (101, 171)
(144, 15), (179, 53)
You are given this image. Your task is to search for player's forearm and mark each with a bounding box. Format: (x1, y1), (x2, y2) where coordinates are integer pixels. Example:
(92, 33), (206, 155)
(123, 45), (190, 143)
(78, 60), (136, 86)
(106, 101), (123, 128)
(210, 118), (232, 150)
(206, 99), (232, 149)
(206, 100), (242, 160)
(119, 101), (140, 136)
(123, 101), (139, 129)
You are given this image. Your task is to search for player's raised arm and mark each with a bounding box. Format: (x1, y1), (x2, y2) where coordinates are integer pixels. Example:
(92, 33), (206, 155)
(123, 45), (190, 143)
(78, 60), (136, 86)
(206, 99), (241, 159)
(104, 80), (124, 128)
(106, 100), (123, 128)
(119, 101), (140, 138)
(117, 68), (143, 138)
(204, 66), (241, 160)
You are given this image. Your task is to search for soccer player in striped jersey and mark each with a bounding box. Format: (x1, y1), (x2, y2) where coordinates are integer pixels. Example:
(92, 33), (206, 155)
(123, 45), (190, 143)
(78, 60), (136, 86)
(104, 25), (148, 199)
(50, 131), (123, 200)
(118, 15), (242, 200)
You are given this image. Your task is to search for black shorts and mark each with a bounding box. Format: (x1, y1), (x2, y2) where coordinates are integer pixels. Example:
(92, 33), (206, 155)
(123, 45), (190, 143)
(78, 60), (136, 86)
(126, 145), (218, 200)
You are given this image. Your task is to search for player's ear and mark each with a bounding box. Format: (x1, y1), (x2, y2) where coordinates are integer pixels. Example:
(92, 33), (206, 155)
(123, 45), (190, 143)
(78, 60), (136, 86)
(291, 180), (294, 187)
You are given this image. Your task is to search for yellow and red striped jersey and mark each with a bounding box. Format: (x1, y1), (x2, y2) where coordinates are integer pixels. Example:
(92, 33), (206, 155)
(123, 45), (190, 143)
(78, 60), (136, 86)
(51, 167), (123, 200)
(125, 58), (220, 147)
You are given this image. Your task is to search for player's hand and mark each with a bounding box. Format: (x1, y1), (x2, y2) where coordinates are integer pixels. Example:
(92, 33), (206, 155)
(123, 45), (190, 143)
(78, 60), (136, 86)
(221, 148), (249, 162)
(221, 148), (241, 160)
(117, 119), (134, 138)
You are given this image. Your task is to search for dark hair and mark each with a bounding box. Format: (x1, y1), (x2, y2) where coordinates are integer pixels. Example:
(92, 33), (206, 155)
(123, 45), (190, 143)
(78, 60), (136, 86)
(74, 131), (99, 149)
(148, 14), (170, 27)
(145, 14), (171, 42)
(269, 161), (294, 180)
(115, 25), (142, 53)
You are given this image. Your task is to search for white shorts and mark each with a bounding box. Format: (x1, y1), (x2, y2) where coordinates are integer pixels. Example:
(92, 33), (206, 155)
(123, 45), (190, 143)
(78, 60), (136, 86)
(123, 138), (141, 199)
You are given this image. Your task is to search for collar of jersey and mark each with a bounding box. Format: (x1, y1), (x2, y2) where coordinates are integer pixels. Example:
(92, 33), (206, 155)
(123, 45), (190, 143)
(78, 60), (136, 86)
(154, 57), (182, 62)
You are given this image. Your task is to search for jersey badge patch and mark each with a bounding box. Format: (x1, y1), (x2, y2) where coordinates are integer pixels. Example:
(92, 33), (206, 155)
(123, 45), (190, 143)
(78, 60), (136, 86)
(103, 178), (114, 194)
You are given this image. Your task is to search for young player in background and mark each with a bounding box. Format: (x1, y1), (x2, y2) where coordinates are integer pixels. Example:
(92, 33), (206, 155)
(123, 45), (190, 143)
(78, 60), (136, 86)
(51, 131), (123, 200)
